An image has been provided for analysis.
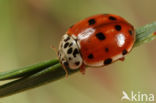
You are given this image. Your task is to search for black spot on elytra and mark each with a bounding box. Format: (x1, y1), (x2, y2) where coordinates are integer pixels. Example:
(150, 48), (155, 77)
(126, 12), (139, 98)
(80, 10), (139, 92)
(122, 49), (127, 55)
(104, 58), (112, 65)
(88, 19), (96, 25)
(105, 48), (109, 52)
(64, 37), (70, 42)
(73, 48), (79, 57)
(67, 48), (73, 54)
(128, 30), (133, 35)
(109, 16), (116, 20)
(64, 42), (69, 48)
(75, 61), (80, 66)
(88, 54), (94, 59)
(96, 32), (106, 40)
(115, 25), (121, 31)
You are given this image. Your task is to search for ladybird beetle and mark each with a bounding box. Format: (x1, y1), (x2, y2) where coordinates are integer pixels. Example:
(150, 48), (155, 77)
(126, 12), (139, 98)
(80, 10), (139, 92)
(58, 14), (135, 74)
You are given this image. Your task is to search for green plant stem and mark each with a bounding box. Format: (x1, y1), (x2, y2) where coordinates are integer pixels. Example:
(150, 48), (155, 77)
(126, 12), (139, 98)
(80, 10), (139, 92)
(0, 22), (156, 98)
(0, 59), (59, 80)
(135, 22), (156, 47)
(0, 63), (78, 97)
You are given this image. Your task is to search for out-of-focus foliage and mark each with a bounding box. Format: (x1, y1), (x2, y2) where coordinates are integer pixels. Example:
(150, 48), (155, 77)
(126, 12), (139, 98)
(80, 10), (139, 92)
(0, 0), (156, 103)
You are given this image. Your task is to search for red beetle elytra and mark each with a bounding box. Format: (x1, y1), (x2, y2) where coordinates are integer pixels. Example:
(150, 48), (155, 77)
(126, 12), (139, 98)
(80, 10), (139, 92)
(58, 14), (135, 74)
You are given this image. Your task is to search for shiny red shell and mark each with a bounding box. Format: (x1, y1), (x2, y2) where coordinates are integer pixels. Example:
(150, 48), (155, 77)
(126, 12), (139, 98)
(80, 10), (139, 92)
(67, 14), (135, 66)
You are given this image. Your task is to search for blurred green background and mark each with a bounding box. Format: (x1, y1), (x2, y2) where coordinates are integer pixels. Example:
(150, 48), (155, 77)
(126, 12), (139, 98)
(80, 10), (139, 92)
(0, 0), (156, 103)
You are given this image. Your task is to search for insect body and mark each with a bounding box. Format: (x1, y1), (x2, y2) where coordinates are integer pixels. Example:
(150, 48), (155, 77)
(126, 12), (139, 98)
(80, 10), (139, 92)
(58, 14), (135, 74)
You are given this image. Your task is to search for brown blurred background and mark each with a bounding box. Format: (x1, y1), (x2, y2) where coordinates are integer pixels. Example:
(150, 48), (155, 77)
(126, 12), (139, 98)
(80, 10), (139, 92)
(0, 0), (156, 103)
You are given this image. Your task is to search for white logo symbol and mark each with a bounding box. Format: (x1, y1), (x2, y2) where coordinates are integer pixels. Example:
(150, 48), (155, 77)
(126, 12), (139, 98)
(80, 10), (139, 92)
(121, 91), (130, 101)
(121, 90), (155, 102)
